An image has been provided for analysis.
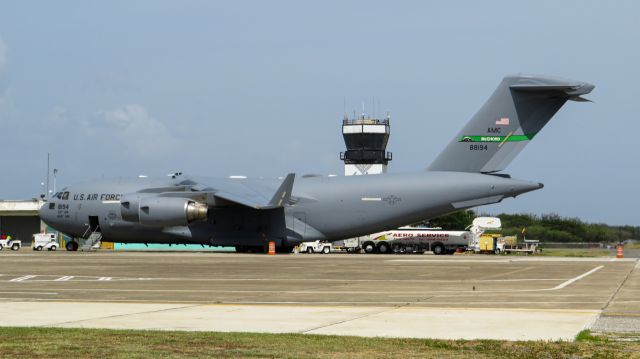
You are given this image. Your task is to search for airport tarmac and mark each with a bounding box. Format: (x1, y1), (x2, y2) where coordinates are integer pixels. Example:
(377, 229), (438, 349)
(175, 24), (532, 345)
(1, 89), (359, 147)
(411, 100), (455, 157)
(0, 251), (637, 340)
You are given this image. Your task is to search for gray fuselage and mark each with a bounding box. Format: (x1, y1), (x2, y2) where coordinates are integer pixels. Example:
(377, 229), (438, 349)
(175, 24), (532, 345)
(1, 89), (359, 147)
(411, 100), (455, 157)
(40, 171), (541, 248)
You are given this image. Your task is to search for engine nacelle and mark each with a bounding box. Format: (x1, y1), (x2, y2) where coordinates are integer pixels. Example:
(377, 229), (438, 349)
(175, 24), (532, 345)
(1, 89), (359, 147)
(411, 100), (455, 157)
(120, 196), (208, 227)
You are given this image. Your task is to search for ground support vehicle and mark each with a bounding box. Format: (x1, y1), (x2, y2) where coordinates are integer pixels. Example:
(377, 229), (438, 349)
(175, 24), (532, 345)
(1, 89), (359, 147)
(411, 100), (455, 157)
(478, 234), (505, 254)
(0, 237), (21, 251)
(299, 241), (332, 254)
(335, 238), (365, 253)
(32, 233), (59, 251)
(467, 217), (503, 253)
(342, 217), (539, 255)
(353, 228), (472, 255)
(467, 217), (540, 255)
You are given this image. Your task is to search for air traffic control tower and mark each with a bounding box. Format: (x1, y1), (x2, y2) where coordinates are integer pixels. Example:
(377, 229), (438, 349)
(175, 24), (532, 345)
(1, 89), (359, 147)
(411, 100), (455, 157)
(340, 113), (392, 176)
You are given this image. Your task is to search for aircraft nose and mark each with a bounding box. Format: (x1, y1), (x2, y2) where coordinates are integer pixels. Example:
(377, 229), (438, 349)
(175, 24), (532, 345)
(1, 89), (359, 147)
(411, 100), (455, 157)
(39, 201), (52, 224)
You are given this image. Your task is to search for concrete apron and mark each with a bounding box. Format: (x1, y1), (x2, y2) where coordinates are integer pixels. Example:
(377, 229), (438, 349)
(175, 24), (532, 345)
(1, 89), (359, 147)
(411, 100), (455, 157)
(0, 301), (598, 341)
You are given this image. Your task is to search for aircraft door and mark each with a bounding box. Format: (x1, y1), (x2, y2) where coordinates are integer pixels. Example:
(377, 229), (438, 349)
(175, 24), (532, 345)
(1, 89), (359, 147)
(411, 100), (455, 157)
(88, 216), (101, 233)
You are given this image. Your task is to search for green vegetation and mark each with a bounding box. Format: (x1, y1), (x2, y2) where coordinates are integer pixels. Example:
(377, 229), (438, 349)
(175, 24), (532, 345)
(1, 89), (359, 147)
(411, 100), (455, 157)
(575, 330), (604, 343)
(537, 248), (612, 257)
(429, 211), (640, 243)
(427, 210), (477, 232)
(1, 327), (638, 359)
(626, 242), (640, 250)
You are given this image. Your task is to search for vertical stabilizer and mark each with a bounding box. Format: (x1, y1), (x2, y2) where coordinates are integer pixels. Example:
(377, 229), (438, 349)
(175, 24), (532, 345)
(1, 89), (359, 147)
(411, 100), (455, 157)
(428, 75), (594, 173)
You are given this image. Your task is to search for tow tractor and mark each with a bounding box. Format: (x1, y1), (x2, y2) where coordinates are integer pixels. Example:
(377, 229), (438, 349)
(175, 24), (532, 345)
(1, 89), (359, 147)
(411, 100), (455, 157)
(0, 236), (21, 251)
(299, 240), (332, 254)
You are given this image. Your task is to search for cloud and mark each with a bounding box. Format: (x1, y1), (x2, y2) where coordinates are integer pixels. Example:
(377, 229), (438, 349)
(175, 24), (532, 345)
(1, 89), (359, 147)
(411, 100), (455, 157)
(49, 105), (69, 125)
(97, 104), (181, 157)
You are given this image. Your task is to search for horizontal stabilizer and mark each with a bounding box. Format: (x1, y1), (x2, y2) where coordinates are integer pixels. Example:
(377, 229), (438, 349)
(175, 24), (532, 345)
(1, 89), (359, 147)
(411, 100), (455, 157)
(510, 81), (594, 101)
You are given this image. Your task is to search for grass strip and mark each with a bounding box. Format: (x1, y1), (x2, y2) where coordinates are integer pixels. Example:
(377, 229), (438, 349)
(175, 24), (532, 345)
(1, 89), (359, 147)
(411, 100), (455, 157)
(0, 327), (638, 359)
(537, 248), (612, 257)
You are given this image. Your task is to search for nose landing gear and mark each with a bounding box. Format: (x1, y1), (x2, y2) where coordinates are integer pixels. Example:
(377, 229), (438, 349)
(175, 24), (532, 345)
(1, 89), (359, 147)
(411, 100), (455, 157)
(65, 241), (79, 251)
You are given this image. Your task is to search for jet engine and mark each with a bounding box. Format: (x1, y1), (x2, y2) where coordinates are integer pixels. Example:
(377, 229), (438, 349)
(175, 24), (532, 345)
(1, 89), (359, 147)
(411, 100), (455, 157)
(120, 196), (208, 227)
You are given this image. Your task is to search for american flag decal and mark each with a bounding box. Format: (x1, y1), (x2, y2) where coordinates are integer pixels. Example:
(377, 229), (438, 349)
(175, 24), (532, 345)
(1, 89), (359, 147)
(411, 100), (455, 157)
(495, 117), (509, 125)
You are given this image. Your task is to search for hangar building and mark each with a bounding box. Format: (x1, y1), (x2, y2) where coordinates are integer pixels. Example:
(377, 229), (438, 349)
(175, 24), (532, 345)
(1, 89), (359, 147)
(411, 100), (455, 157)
(0, 199), (46, 243)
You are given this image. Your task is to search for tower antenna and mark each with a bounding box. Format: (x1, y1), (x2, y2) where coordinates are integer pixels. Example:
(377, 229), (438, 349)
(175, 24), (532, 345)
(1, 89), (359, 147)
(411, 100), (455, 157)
(343, 97), (347, 120)
(46, 152), (50, 200)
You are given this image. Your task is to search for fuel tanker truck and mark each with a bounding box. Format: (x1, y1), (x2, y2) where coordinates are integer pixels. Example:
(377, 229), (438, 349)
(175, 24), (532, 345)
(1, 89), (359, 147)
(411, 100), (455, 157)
(342, 227), (472, 255)
(340, 217), (502, 255)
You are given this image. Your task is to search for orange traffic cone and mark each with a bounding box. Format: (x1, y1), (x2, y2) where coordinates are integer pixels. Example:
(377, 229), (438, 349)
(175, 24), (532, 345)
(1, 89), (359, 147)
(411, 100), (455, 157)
(616, 244), (624, 259)
(268, 241), (276, 255)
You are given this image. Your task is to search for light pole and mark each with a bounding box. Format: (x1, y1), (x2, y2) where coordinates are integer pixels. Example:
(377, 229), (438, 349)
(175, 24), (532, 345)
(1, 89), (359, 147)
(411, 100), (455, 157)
(46, 153), (50, 200)
(53, 169), (58, 194)
(40, 182), (45, 200)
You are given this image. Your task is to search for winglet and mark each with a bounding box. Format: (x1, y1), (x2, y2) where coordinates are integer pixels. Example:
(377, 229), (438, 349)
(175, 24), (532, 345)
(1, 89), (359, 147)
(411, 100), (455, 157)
(267, 173), (295, 208)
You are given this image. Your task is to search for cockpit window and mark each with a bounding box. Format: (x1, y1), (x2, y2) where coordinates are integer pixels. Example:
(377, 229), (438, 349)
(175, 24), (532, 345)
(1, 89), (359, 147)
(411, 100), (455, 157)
(61, 192), (69, 200)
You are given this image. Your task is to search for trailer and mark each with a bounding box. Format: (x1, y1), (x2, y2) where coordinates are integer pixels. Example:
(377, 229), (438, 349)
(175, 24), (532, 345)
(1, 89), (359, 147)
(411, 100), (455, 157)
(501, 239), (539, 255)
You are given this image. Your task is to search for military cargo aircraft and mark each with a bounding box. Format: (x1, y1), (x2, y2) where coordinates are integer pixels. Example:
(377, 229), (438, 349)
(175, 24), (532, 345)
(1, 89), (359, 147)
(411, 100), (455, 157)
(40, 75), (594, 252)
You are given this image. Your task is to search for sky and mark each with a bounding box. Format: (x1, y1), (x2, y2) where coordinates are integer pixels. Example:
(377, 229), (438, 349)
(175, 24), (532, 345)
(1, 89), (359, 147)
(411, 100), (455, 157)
(0, 1), (638, 226)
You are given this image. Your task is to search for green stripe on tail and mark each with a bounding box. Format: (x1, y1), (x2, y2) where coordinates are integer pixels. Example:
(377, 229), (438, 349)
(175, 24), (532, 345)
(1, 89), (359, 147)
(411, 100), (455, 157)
(458, 133), (537, 143)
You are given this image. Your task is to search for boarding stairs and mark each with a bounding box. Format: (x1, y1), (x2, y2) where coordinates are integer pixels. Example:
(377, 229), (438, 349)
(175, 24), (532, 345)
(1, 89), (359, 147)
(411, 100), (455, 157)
(80, 226), (102, 251)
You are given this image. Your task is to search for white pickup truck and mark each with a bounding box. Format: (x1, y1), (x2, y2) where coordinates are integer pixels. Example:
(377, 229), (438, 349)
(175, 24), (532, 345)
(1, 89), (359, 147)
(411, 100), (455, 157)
(0, 237), (21, 251)
(299, 241), (332, 254)
(32, 233), (59, 251)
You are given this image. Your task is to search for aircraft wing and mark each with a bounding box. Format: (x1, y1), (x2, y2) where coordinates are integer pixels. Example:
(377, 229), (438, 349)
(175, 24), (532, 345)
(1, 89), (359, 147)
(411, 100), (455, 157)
(149, 173), (295, 209)
(213, 173), (295, 209)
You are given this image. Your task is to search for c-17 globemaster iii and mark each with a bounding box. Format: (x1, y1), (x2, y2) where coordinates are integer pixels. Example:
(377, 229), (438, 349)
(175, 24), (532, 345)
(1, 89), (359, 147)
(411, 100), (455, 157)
(40, 74), (594, 252)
